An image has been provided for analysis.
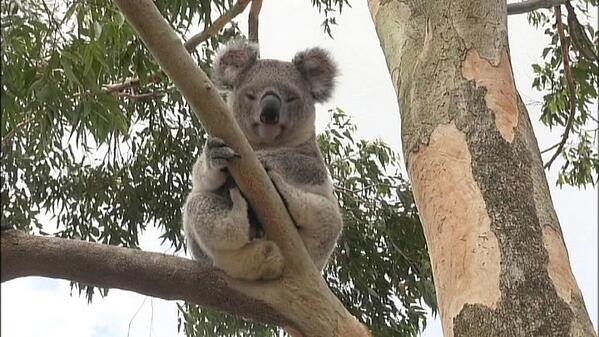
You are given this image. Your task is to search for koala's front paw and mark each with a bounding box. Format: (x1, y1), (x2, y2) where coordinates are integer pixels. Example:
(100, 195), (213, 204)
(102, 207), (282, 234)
(205, 137), (239, 171)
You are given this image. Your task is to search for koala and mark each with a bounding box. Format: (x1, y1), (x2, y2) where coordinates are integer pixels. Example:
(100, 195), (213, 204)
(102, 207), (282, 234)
(182, 40), (343, 281)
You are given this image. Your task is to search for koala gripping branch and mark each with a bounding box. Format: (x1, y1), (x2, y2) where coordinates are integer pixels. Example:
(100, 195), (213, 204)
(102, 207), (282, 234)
(0, 0), (371, 336)
(104, 0), (370, 336)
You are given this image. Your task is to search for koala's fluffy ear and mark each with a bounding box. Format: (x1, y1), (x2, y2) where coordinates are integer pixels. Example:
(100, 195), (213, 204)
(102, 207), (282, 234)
(213, 40), (259, 87)
(292, 48), (337, 102)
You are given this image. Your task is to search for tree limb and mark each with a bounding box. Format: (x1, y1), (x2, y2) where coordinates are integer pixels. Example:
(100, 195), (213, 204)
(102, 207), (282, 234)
(104, 0), (251, 94)
(4, 0), (371, 335)
(184, 0), (251, 53)
(507, 0), (566, 15)
(248, 0), (262, 44)
(0, 230), (286, 326)
(544, 4), (577, 169)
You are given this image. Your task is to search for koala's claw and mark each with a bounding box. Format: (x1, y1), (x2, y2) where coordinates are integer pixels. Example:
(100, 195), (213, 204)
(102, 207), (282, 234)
(206, 137), (239, 170)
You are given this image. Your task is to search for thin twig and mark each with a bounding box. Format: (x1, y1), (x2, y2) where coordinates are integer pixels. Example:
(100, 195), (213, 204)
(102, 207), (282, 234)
(103, 0), (251, 95)
(116, 91), (166, 101)
(1, 117), (34, 147)
(248, 0), (263, 44)
(545, 4), (578, 169)
(541, 142), (561, 154)
(507, 0), (566, 15)
(127, 297), (148, 337)
(103, 77), (143, 93)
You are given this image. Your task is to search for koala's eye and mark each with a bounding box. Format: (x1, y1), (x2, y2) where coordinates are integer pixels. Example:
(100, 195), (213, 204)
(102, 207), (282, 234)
(246, 93), (257, 101)
(286, 96), (298, 103)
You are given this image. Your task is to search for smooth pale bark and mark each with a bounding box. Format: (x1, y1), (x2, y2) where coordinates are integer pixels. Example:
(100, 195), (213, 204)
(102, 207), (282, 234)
(1, 0), (372, 336)
(368, 1), (596, 336)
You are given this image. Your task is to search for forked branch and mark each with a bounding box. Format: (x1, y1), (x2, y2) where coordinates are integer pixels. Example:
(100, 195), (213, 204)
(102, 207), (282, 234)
(0, 230), (285, 326)
(3, 0), (371, 336)
(184, 0), (252, 53)
(104, 0), (251, 94)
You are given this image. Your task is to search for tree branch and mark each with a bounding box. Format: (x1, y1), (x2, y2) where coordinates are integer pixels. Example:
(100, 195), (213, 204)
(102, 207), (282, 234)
(544, 4), (577, 169)
(507, 0), (566, 15)
(3, 0), (371, 335)
(184, 0), (251, 53)
(248, 0), (262, 44)
(103, 0), (251, 94)
(0, 230), (286, 326)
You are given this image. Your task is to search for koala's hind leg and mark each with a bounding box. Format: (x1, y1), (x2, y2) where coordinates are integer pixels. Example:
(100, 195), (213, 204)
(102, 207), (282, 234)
(267, 171), (342, 269)
(213, 238), (284, 281)
(185, 188), (284, 280)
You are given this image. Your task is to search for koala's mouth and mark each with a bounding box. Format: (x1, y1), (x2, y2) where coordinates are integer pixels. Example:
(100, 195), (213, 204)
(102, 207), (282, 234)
(253, 123), (284, 142)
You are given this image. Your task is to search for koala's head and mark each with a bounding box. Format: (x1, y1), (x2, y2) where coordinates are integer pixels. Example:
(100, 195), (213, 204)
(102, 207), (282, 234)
(213, 40), (337, 148)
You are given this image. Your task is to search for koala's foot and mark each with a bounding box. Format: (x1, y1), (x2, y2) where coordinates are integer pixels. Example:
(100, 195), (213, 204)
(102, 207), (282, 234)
(205, 137), (239, 171)
(213, 239), (284, 281)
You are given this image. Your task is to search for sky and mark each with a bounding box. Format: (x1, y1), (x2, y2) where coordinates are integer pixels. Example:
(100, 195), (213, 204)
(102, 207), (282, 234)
(1, 1), (597, 337)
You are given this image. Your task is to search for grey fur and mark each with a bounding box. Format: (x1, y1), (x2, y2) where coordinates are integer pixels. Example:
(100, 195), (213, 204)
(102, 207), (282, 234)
(183, 40), (342, 280)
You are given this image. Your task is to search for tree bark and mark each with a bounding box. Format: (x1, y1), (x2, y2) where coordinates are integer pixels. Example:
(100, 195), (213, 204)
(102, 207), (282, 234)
(1, 0), (372, 336)
(368, 1), (596, 336)
(0, 230), (286, 326)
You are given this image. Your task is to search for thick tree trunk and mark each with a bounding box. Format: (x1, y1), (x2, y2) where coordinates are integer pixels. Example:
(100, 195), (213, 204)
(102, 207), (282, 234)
(368, 1), (596, 336)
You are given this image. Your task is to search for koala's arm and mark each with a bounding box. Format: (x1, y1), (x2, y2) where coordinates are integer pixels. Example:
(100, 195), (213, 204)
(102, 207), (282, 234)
(184, 137), (284, 280)
(192, 137), (238, 192)
(268, 171), (342, 269)
(183, 188), (284, 281)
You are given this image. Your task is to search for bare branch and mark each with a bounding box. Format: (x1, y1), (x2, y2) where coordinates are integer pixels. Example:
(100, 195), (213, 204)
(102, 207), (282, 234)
(540, 142), (560, 154)
(1, 0), (371, 335)
(0, 230), (287, 326)
(545, 4), (577, 169)
(103, 0), (251, 95)
(248, 0), (263, 44)
(103, 77), (142, 93)
(116, 91), (166, 101)
(184, 0), (251, 53)
(507, 0), (566, 15)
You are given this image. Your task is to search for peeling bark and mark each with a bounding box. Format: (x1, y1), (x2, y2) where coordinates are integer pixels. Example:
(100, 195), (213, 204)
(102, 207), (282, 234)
(368, 0), (596, 336)
(462, 49), (519, 142)
(409, 123), (501, 337)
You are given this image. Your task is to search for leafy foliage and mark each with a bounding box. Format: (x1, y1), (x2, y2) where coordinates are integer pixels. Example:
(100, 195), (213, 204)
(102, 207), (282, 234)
(309, 0), (351, 37)
(527, 2), (599, 186)
(1, 1), (434, 336)
(1, 0), (238, 298)
(180, 110), (435, 337)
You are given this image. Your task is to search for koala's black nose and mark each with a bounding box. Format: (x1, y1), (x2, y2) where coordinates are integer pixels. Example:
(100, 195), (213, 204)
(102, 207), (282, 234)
(260, 93), (281, 125)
